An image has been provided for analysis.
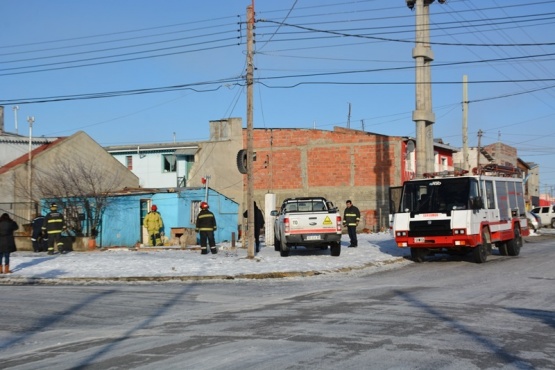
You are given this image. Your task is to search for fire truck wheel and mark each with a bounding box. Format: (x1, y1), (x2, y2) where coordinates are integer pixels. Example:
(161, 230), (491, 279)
(507, 227), (522, 256)
(330, 242), (341, 257)
(474, 229), (491, 263)
(497, 242), (509, 256)
(410, 248), (427, 263)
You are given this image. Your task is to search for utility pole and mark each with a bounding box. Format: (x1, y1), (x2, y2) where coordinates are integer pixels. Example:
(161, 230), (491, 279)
(462, 75), (469, 171)
(246, 3), (255, 258)
(27, 116), (35, 221)
(407, 0), (445, 177)
(347, 102), (351, 129)
(477, 129), (483, 172)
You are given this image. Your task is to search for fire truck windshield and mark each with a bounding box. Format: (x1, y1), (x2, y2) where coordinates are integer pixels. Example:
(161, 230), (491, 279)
(401, 177), (472, 214)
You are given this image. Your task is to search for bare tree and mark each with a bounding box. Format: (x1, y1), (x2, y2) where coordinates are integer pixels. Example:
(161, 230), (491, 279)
(27, 157), (130, 237)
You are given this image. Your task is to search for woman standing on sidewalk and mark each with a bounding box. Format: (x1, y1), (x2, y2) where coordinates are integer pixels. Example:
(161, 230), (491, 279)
(0, 213), (19, 274)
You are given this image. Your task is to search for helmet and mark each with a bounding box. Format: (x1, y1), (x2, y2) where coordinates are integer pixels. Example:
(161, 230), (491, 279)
(200, 201), (209, 209)
(50, 203), (57, 211)
(151, 205), (157, 211)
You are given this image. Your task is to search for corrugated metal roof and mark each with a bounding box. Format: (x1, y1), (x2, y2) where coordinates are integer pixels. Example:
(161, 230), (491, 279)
(174, 148), (198, 155)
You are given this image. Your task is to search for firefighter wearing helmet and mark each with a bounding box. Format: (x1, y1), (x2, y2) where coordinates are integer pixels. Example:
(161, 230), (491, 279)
(42, 203), (67, 255)
(143, 204), (164, 246)
(195, 201), (218, 254)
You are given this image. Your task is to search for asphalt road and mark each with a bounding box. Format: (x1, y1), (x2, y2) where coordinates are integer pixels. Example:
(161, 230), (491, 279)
(1, 235), (554, 369)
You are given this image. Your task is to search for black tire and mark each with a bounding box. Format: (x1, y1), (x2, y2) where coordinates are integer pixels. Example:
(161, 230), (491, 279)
(280, 237), (290, 257)
(330, 242), (341, 257)
(497, 242), (509, 256)
(274, 234), (280, 251)
(507, 226), (522, 256)
(410, 248), (427, 263)
(473, 229), (490, 263)
(236, 149), (248, 174)
(551, 218), (555, 229)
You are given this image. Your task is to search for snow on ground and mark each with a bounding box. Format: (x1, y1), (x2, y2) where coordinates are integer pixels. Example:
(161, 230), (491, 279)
(3, 232), (405, 281)
(2, 229), (546, 282)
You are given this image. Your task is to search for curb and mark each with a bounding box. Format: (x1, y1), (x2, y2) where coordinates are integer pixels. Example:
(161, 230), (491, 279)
(0, 257), (408, 286)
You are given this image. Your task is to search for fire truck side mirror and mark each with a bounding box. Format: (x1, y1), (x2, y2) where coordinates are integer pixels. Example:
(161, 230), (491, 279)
(470, 196), (484, 210)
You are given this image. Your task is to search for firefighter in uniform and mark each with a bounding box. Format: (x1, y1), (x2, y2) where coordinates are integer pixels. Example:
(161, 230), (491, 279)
(42, 203), (67, 255)
(143, 204), (164, 246)
(195, 201), (217, 254)
(343, 200), (360, 248)
(31, 213), (47, 252)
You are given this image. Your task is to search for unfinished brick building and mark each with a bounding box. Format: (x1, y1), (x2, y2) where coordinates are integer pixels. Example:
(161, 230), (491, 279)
(245, 127), (408, 231)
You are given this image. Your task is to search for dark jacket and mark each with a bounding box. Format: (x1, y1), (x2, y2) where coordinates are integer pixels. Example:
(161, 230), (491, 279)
(343, 205), (360, 227)
(196, 209), (217, 231)
(0, 214), (19, 253)
(31, 216), (45, 239)
(42, 210), (66, 235)
(243, 205), (265, 230)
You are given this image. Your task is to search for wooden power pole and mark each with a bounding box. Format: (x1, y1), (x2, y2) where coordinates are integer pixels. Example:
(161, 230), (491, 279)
(246, 4), (255, 258)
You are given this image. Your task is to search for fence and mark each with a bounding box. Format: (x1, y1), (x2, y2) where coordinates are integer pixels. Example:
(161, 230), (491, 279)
(0, 202), (37, 232)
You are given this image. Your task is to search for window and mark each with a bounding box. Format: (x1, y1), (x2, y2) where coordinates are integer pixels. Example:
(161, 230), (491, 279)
(191, 201), (202, 223)
(485, 181), (495, 209)
(126, 156), (133, 170)
(163, 154), (176, 172)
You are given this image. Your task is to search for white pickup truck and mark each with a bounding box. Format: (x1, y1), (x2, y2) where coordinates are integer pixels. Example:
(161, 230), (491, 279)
(270, 197), (342, 257)
(531, 205), (555, 228)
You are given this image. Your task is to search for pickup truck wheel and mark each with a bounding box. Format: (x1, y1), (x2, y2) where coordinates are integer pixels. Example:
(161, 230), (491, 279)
(274, 235), (280, 251)
(330, 242), (341, 257)
(506, 226), (522, 256)
(280, 238), (290, 257)
(410, 248), (427, 263)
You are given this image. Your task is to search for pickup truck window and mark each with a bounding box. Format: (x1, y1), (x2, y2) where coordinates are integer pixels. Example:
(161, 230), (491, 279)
(284, 204), (298, 212)
(282, 200), (326, 213)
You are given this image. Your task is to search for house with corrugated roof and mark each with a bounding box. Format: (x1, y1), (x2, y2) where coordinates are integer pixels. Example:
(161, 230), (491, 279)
(0, 130), (140, 234)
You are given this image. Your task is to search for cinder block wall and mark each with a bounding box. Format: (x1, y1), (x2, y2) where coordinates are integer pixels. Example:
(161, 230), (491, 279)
(244, 127), (404, 231)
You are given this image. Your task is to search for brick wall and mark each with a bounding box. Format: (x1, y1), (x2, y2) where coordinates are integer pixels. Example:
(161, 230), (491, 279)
(243, 127), (404, 230)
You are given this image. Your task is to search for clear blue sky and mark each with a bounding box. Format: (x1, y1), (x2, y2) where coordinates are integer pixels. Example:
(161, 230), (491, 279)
(2, 0), (555, 193)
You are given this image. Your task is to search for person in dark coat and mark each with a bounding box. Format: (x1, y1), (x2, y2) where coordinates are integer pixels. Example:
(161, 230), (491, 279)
(31, 213), (47, 252)
(195, 201), (217, 255)
(243, 201), (265, 253)
(0, 213), (19, 274)
(343, 200), (360, 248)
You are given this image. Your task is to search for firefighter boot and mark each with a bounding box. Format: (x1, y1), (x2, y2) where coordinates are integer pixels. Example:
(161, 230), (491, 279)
(210, 247), (218, 254)
(201, 247), (208, 255)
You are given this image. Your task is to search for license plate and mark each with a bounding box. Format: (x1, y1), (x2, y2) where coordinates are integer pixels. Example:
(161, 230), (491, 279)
(306, 235), (321, 241)
(414, 237), (425, 243)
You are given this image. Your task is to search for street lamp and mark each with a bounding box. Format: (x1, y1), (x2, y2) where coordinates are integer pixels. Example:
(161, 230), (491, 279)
(27, 116), (35, 220)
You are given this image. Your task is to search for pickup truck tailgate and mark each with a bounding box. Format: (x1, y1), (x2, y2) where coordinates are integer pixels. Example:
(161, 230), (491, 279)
(287, 213), (339, 234)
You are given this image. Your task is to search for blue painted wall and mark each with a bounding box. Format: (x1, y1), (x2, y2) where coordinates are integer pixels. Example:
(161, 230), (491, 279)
(97, 188), (238, 247)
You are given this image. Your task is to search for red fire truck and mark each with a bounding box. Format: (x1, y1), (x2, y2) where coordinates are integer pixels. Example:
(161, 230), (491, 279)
(392, 165), (529, 263)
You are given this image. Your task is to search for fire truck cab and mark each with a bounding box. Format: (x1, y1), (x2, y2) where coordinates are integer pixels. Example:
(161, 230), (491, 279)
(392, 165), (529, 263)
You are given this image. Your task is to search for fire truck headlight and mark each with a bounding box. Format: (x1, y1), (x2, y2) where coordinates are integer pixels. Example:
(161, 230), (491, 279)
(396, 231), (407, 237)
(453, 229), (466, 235)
